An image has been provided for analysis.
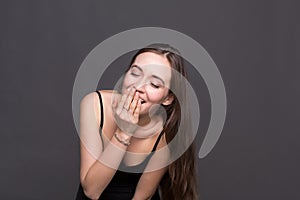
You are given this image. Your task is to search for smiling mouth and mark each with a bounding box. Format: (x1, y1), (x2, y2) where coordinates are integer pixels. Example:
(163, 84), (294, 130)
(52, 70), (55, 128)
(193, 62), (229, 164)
(140, 99), (146, 104)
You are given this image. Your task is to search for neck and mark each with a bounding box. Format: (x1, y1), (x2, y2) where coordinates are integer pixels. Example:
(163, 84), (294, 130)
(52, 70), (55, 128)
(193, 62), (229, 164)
(133, 114), (164, 138)
(138, 114), (151, 126)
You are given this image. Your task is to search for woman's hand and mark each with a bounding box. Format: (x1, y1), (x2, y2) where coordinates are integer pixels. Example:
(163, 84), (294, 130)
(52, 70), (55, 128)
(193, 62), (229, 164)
(112, 88), (142, 135)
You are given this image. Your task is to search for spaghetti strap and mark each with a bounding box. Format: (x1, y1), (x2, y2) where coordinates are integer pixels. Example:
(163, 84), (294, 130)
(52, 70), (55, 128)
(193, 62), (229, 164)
(95, 90), (104, 150)
(151, 130), (164, 152)
(95, 90), (104, 129)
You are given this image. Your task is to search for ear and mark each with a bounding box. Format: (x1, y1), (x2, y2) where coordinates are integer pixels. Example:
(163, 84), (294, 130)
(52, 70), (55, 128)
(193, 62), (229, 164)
(162, 93), (174, 106)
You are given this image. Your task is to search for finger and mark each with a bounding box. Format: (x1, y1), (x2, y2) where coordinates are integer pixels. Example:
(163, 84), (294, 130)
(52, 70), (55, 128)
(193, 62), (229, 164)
(116, 94), (127, 115)
(111, 93), (117, 112)
(124, 87), (135, 110)
(129, 92), (139, 114)
(133, 98), (142, 120)
(112, 94), (118, 110)
(124, 87), (136, 110)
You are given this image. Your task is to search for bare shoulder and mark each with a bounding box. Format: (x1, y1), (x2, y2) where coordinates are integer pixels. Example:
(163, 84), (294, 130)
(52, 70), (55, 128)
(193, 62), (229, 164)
(94, 90), (115, 115)
(96, 90), (114, 105)
(156, 133), (171, 160)
(80, 90), (115, 126)
(156, 132), (169, 151)
(94, 90), (117, 137)
(144, 133), (170, 172)
(80, 91), (97, 105)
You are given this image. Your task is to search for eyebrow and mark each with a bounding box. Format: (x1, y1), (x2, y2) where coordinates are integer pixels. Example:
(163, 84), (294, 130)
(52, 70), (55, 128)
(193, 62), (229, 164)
(152, 75), (165, 85)
(131, 65), (165, 85)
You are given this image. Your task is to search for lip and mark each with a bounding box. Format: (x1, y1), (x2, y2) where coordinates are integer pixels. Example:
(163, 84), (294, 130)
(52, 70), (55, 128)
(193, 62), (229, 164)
(139, 97), (146, 104)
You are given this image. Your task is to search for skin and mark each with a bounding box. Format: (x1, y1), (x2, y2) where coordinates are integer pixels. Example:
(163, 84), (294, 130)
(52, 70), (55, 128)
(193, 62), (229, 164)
(79, 52), (173, 199)
(122, 52), (172, 117)
(115, 52), (174, 137)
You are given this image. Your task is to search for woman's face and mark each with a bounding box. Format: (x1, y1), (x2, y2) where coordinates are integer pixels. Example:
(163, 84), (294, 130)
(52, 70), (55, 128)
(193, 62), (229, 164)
(122, 52), (172, 115)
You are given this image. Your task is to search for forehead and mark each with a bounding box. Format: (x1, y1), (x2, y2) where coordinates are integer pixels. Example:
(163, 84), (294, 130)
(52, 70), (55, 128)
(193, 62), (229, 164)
(132, 52), (172, 79)
(133, 52), (171, 68)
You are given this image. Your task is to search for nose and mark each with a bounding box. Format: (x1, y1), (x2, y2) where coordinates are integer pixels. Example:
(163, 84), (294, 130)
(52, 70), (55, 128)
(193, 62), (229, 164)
(135, 86), (145, 94)
(133, 79), (147, 94)
(134, 84), (146, 94)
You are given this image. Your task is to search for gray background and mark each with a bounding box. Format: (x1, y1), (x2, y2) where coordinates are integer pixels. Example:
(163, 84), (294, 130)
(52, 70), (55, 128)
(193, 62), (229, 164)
(1, 0), (299, 199)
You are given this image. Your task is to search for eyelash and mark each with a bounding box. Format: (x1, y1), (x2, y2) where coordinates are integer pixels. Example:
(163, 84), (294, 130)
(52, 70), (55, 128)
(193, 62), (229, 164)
(130, 72), (140, 77)
(151, 83), (160, 89)
(130, 71), (161, 88)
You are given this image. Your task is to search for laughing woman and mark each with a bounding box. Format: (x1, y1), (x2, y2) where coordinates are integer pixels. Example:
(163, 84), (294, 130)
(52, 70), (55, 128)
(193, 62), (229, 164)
(76, 44), (198, 200)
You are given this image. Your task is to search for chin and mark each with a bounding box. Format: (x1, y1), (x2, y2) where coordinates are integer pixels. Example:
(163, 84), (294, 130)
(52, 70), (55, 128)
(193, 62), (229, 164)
(138, 109), (148, 116)
(138, 108), (151, 117)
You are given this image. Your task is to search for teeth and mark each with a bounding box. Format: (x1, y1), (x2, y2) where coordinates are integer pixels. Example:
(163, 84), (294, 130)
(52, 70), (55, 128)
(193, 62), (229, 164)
(140, 99), (146, 104)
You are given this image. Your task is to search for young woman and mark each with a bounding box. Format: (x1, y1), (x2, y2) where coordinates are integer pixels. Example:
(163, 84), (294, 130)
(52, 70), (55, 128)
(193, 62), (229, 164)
(76, 44), (198, 200)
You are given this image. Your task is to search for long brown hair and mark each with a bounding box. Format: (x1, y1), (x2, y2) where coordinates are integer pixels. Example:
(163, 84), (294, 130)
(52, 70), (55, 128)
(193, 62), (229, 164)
(127, 44), (198, 200)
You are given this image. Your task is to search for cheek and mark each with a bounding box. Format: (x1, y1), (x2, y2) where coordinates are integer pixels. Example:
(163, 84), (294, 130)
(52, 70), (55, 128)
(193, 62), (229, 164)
(122, 75), (137, 90)
(146, 88), (168, 103)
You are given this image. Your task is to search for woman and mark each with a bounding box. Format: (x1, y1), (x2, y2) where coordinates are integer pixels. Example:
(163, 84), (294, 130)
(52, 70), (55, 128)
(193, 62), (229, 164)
(76, 44), (198, 200)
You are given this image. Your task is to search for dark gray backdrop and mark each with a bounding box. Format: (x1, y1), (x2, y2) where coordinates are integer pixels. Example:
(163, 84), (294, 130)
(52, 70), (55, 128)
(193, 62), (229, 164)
(1, 0), (299, 199)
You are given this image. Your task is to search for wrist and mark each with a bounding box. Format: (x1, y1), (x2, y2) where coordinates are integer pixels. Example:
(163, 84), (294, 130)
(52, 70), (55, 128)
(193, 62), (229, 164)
(116, 128), (132, 138)
(116, 128), (133, 139)
(114, 129), (132, 146)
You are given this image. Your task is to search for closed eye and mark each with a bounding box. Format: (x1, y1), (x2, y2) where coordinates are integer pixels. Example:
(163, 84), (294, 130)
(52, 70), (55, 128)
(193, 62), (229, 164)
(130, 72), (140, 77)
(151, 83), (160, 88)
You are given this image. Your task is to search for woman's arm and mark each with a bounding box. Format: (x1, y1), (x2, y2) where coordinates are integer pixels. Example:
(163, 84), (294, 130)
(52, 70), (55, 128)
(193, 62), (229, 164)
(133, 167), (168, 200)
(79, 92), (131, 199)
(132, 143), (171, 200)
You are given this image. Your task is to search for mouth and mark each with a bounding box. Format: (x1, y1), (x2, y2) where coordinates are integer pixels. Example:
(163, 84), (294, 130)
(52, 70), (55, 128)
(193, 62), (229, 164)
(140, 98), (146, 104)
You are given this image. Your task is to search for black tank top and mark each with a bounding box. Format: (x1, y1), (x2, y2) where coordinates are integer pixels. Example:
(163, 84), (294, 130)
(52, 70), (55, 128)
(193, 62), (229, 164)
(75, 91), (163, 200)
